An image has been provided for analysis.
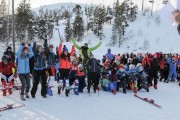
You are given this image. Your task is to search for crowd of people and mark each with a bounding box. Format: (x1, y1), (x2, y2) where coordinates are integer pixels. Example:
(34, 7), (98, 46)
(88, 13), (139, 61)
(0, 39), (180, 101)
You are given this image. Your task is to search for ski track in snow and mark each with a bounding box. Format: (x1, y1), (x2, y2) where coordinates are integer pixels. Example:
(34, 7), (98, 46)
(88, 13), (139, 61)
(0, 81), (180, 120)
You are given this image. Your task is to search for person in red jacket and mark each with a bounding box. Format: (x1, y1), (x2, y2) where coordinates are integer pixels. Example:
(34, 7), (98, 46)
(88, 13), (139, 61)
(58, 41), (75, 97)
(0, 55), (17, 96)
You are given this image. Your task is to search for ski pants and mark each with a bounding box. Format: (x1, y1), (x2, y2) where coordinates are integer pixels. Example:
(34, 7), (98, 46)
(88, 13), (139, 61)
(168, 69), (177, 81)
(31, 69), (47, 96)
(19, 74), (31, 95)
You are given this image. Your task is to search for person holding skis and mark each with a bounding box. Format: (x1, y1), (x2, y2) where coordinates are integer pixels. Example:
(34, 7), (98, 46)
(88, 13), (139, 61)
(31, 41), (47, 98)
(3, 46), (15, 63)
(16, 40), (34, 100)
(0, 55), (17, 96)
(57, 41), (75, 97)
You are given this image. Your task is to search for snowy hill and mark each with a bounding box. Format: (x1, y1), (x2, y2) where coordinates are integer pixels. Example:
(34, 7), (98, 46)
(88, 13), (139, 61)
(50, 12), (180, 59)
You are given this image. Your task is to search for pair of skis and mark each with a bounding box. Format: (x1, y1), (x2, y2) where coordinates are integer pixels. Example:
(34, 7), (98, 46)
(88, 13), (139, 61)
(134, 94), (162, 109)
(0, 104), (25, 112)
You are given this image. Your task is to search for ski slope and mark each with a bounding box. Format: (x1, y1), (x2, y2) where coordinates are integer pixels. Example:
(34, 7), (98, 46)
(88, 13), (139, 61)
(0, 81), (180, 120)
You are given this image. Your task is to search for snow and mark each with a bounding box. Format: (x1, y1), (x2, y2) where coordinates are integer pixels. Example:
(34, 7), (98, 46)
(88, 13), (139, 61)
(1, 81), (180, 120)
(1, 1), (180, 120)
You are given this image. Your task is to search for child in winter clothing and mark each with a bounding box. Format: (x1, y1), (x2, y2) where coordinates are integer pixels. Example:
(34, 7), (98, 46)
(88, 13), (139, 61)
(126, 64), (137, 93)
(31, 42), (47, 98)
(16, 41), (34, 100)
(69, 60), (78, 87)
(116, 64), (128, 94)
(0, 55), (17, 96)
(135, 66), (149, 92)
(77, 64), (86, 93)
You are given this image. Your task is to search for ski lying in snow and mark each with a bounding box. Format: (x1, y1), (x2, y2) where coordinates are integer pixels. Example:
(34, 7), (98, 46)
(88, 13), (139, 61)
(0, 104), (25, 112)
(134, 94), (162, 109)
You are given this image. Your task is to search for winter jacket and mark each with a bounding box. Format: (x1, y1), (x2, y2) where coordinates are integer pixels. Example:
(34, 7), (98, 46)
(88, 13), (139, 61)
(167, 58), (177, 71)
(44, 39), (56, 67)
(58, 43), (75, 69)
(72, 38), (102, 60)
(86, 58), (102, 73)
(33, 42), (46, 70)
(0, 62), (16, 75)
(149, 58), (159, 75)
(4, 50), (15, 62)
(16, 45), (34, 74)
(105, 52), (114, 61)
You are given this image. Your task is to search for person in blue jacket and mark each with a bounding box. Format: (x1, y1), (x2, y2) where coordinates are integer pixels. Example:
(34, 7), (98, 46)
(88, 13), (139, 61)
(165, 57), (178, 83)
(105, 48), (114, 61)
(16, 40), (34, 101)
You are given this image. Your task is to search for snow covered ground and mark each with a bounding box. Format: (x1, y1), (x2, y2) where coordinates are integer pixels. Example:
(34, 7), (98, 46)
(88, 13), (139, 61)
(0, 81), (180, 120)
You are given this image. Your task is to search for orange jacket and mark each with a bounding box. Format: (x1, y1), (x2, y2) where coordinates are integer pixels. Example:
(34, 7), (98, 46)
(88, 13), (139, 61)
(58, 44), (75, 69)
(77, 69), (85, 76)
(142, 55), (151, 67)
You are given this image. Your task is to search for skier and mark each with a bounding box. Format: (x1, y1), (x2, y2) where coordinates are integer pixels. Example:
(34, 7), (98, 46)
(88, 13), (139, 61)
(86, 54), (102, 94)
(57, 41), (75, 96)
(3, 46), (15, 63)
(31, 41), (47, 98)
(0, 55), (17, 96)
(16, 41), (34, 100)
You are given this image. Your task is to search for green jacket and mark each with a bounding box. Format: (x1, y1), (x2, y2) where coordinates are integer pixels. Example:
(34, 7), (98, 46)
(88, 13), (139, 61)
(72, 38), (102, 59)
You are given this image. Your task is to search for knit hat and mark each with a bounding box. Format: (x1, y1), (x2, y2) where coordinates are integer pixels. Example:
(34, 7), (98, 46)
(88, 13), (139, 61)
(119, 64), (125, 69)
(49, 44), (54, 48)
(7, 46), (12, 50)
(22, 46), (28, 52)
(63, 45), (68, 52)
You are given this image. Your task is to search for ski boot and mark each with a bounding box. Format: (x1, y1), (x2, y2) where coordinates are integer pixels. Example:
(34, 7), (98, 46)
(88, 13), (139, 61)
(154, 85), (157, 89)
(58, 85), (62, 95)
(65, 87), (70, 97)
(2, 89), (6, 96)
(123, 89), (126, 94)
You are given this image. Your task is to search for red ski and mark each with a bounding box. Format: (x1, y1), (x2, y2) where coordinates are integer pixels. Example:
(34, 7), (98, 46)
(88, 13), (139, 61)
(134, 94), (162, 109)
(0, 104), (25, 112)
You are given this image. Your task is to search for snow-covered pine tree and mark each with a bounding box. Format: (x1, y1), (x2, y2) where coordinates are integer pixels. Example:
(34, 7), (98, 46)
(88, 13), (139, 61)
(112, 0), (129, 47)
(15, 0), (33, 41)
(72, 5), (84, 42)
(93, 5), (106, 39)
(64, 13), (72, 42)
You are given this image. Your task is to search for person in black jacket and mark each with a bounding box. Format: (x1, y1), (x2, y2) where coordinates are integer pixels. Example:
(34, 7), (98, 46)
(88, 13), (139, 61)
(4, 46), (15, 63)
(31, 42), (47, 98)
(148, 54), (159, 89)
(86, 54), (102, 93)
(44, 39), (56, 87)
